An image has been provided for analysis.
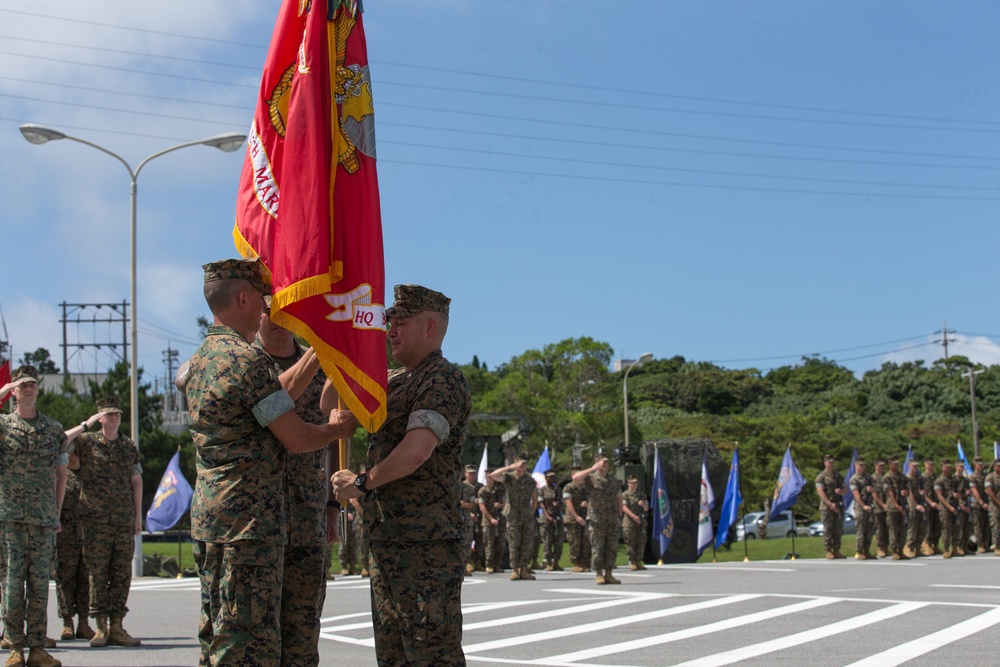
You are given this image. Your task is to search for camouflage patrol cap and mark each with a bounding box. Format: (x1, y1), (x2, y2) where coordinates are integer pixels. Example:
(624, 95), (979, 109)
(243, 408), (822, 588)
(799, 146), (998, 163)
(627, 474), (639, 482)
(855, 458), (866, 466)
(545, 469), (556, 478)
(96, 396), (123, 414)
(202, 258), (270, 295)
(823, 455), (835, 463)
(11, 365), (39, 384)
(385, 284), (450, 319)
(465, 464), (478, 473)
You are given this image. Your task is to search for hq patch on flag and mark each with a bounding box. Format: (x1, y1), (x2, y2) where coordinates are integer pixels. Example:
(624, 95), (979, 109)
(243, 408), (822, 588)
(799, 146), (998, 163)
(146, 451), (194, 532)
(235, 0), (387, 432)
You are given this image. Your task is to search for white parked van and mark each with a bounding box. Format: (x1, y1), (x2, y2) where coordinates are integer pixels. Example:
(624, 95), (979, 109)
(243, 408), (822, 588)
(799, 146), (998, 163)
(735, 510), (797, 540)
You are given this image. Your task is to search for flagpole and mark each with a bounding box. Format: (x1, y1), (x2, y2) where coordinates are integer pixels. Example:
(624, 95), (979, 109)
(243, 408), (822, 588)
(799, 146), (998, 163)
(176, 444), (184, 577)
(738, 443), (749, 562)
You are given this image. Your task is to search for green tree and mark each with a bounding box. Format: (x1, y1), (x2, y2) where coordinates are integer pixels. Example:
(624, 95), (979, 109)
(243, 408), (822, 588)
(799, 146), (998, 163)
(18, 347), (59, 374)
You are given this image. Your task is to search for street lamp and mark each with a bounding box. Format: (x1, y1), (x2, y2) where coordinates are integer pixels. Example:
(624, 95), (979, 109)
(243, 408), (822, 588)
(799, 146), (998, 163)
(622, 352), (653, 451)
(20, 123), (246, 574)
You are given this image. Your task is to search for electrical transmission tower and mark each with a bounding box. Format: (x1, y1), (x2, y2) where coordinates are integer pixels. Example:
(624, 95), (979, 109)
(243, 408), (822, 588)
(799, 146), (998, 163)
(59, 301), (128, 377)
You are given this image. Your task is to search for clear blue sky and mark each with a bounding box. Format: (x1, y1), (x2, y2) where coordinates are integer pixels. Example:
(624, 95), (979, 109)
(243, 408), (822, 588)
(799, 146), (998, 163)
(2, 1), (999, 390)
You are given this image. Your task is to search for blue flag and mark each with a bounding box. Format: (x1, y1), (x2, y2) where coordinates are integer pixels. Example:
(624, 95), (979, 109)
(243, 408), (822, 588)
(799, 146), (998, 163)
(145, 451), (194, 532)
(957, 442), (972, 478)
(697, 452), (715, 556)
(714, 447), (742, 549)
(531, 445), (552, 489)
(651, 449), (674, 558)
(903, 444), (915, 475)
(843, 448), (858, 517)
(770, 447), (805, 520)
(994, 441), (1000, 462)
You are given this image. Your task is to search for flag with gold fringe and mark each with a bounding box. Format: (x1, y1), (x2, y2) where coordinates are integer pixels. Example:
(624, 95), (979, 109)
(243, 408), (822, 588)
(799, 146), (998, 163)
(235, 0), (386, 432)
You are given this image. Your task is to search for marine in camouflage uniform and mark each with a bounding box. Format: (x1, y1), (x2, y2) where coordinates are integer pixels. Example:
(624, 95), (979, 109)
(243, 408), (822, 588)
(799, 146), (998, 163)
(903, 463), (925, 558)
(459, 465), (482, 574)
(186, 259), (355, 667)
(984, 460), (1000, 555)
(54, 463), (93, 641)
(562, 469), (591, 572)
(621, 475), (649, 570)
(339, 501), (358, 575)
(73, 395), (143, 647)
(871, 459), (889, 558)
(573, 456), (622, 585)
(331, 284), (472, 667)
(0, 365), (69, 667)
(256, 314), (336, 667)
(815, 455), (846, 559)
(352, 496), (370, 577)
(537, 470), (564, 571)
(934, 460), (959, 558)
(848, 459), (875, 560)
(953, 461), (971, 555)
(492, 459), (538, 581)
(477, 475), (504, 572)
(882, 457), (907, 559)
(921, 459), (942, 555)
(970, 458), (990, 554)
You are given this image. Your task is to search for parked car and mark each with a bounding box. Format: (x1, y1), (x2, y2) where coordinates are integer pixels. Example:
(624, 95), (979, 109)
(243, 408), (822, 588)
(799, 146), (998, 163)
(807, 513), (857, 537)
(735, 510), (797, 540)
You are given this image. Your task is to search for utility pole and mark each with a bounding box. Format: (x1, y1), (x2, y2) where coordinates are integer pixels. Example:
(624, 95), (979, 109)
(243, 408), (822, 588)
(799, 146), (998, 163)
(59, 301), (128, 378)
(962, 368), (985, 458)
(163, 344), (179, 411)
(935, 319), (957, 363)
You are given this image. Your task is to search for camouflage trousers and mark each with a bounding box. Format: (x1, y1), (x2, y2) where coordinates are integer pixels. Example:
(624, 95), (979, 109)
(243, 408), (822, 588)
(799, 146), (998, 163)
(564, 520), (591, 568)
(56, 520), (89, 619)
(480, 523), (502, 570)
(540, 520), (564, 567)
(280, 543), (326, 667)
(873, 512), (888, 553)
(194, 539), (283, 667)
(820, 509), (842, 552)
(972, 506), (990, 551)
(462, 520), (475, 566)
(925, 507), (941, 549)
(338, 519), (357, 570)
(990, 506), (1000, 550)
(939, 509), (957, 550)
(81, 520), (134, 618)
(887, 510), (905, 554)
(505, 518), (534, 569)
(589, 520), (618, 571)
(623, 521), (646, 565)
(854, 509), (874, 555)
(906, 508), (926, 553)
(0, 522), (55, 648)
(955, 510), (969, 547)
(356, 520), (370, 571)
(369, 539), (465, 667)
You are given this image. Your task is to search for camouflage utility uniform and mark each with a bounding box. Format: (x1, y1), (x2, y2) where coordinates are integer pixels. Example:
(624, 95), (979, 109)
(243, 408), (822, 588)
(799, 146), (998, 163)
(921, 471), (941, 554)
(621, 488), (648, 567)
(187, 324), (295, 666)
(953, 473), (971, 552)
(339, 502), (358, 575)
(538, 482), (564, 569)
(815, 469), (845, 555)
(849, 470), (875, 557)
(460, 477), (481, 570)
(362, 350), (471, 667)
(985, 467), (1000, 554)
(563, 481), (590, 570)
(872, 468), (889, 556)
(584, 474), (621, 573)
(0, 411), (69, 650)
(477, 483), (504, 571)
(74, 429), (142, 620)
(904, 469), (925, 557)
(502, 473), (537, 574)
(882, 469), (906, 558)
(258, 338), (331, 667)
(934, 472), (957, 555)
(971, 468), (989, 553)
(56, 467), (89, 627)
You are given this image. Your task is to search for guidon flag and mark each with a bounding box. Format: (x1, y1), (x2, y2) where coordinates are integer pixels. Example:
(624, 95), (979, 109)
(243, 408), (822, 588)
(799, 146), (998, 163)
(235, 0), (387, 431)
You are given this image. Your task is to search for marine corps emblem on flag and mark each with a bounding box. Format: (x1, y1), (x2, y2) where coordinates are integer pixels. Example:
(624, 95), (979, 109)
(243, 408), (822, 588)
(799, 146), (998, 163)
(235, 0), (387, 432)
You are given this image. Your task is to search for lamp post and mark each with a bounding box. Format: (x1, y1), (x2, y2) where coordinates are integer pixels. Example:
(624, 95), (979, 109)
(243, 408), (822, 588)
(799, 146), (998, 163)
(20, 123), (246, 574)
(961, 368), (985, 458)
(622, 352), (653, 451)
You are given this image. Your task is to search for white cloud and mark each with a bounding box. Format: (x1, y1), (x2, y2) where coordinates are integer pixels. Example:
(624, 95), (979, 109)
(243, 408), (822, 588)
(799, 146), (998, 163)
(879, 334), (1000, 368)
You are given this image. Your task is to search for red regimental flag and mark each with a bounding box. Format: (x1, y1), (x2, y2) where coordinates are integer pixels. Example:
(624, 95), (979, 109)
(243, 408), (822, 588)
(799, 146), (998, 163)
(0, 360), (9, 407)
(235, 0), (386, 432)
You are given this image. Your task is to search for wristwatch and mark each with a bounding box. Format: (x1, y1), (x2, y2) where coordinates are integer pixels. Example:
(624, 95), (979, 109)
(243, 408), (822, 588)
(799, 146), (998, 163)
(353, 473), (370, 495)
(80, 421), (88, 430)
